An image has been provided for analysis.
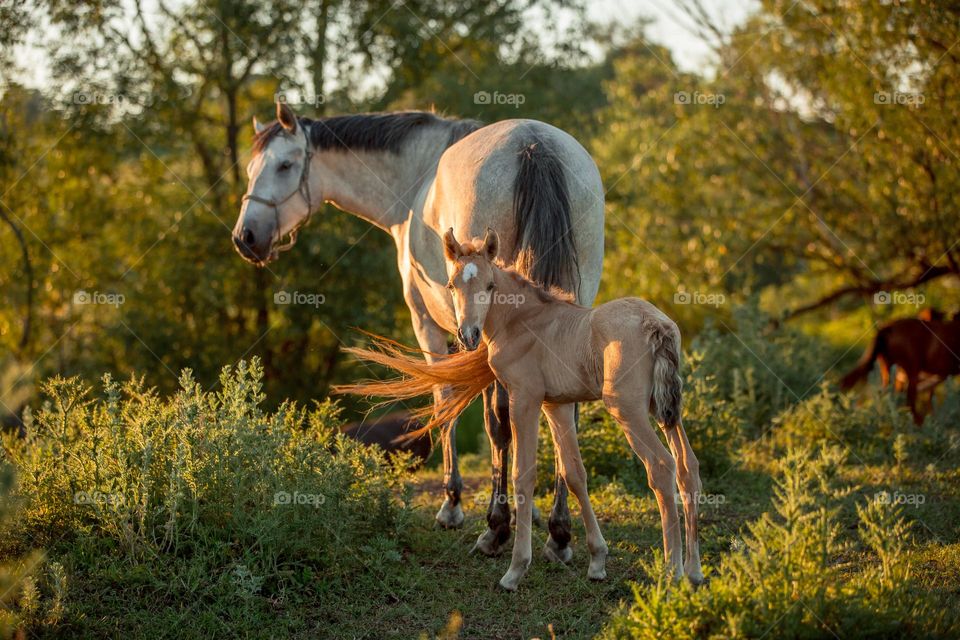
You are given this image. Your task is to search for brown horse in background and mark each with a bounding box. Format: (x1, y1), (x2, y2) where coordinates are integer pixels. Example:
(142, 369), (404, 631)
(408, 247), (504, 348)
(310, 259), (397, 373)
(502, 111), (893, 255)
(841, 310), (960, 424)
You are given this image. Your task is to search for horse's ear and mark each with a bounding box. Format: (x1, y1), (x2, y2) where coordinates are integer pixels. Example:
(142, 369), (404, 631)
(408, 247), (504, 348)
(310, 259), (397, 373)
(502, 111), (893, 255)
(277, 101), (298, 133)
(442, 228), (461, 262)
(482, 228), (499, 260)
(252, 116), (265, 134)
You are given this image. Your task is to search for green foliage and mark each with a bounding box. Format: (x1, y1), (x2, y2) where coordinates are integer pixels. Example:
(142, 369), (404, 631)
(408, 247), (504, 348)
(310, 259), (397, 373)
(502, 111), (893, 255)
(601, 447), (959, 640)
(0, 360), (412, 635)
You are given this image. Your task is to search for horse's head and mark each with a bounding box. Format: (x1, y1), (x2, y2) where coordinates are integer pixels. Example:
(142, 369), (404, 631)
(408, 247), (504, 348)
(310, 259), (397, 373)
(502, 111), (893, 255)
(232, 101), (317, 265)
(443, 228), (499, 350)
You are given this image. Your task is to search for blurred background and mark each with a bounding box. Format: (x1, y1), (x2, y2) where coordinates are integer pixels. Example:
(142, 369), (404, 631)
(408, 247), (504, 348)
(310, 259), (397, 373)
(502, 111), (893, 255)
(1, 0), (958, 451)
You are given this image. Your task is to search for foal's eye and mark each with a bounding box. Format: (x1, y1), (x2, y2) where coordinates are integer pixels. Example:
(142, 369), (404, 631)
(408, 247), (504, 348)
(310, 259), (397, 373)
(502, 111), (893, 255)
(278, 160), (293, 172)
(486, 283), (494, 291)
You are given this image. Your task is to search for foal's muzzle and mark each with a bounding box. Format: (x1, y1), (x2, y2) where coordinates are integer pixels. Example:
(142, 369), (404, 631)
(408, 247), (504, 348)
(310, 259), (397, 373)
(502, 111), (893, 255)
(458, 326), (481, 351)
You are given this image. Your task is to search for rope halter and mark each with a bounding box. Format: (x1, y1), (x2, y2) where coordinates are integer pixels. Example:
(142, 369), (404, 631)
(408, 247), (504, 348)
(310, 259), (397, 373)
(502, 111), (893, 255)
(241, 134), (315, 255)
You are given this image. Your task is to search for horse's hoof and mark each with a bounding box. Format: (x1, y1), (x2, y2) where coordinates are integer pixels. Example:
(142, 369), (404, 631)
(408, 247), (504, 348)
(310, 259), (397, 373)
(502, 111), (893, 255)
(587, 567), (607, 581)
(542, 538), (574, 564)
(470, 529), (505, 557)
(435, 499), (464, 529)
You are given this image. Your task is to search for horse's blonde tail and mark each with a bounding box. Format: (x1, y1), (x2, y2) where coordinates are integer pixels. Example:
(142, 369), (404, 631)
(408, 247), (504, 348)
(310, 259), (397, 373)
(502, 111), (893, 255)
(648, 322), (684, 429)
(333, 334), (496, 439)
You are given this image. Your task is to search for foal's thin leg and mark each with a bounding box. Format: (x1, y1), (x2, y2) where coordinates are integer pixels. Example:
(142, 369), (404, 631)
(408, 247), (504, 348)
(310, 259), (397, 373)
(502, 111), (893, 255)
(472, 382), (512, 556)
(543, 403), (608, 579)
(499, 394), (540, 591)
(608, 403), (683, 579)
(663, 421), (704, 583)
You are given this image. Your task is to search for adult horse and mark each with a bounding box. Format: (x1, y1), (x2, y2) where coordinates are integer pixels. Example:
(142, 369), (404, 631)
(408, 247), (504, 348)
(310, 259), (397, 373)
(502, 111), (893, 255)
(232, 101), (604, 560)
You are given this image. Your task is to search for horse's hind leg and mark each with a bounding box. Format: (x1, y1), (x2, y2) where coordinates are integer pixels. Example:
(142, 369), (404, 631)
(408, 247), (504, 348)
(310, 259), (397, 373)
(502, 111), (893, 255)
(606, 398), (683, 579)
(662, 422), (704, 583)
(472, 382), (512, 556)
(543, 403), (575, 564)
(543, 403), (608, 579)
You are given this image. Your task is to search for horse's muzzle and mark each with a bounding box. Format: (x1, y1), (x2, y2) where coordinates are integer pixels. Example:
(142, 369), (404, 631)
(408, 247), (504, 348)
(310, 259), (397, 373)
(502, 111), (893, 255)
(232, 233), (270, 266)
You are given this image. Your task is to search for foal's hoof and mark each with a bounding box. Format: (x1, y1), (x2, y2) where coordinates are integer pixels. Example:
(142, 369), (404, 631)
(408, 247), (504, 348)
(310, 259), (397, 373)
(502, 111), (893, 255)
(470, 528), (506, 557)
(542, 537), (574, 564)
(435, 499), (464, 529)
(587, 567), (607, 581)
(498, 567), (527, 591)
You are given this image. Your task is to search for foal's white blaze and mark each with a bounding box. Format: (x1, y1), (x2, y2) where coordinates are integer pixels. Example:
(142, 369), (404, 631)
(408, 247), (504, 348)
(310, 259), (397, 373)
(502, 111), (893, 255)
(462, 262), (478, 282)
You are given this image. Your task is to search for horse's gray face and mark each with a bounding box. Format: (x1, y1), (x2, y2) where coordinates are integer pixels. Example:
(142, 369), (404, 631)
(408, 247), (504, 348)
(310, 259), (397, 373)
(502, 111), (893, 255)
(233, 112), (313, 266)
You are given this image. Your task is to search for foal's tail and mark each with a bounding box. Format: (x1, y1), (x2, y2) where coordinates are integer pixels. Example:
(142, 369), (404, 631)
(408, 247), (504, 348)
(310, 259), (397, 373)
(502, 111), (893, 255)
(840, 330), (883, 391)
(333, 334), (496, 438)
(648, 321), (684, 429)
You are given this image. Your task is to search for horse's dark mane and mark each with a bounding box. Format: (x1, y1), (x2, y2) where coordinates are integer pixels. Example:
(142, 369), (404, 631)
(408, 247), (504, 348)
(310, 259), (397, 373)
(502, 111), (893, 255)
(252, 111), (481, 155)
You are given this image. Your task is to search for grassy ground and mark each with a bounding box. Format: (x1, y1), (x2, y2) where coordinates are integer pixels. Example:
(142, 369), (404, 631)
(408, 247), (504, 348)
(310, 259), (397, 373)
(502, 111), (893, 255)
(4, 353), (960, 638)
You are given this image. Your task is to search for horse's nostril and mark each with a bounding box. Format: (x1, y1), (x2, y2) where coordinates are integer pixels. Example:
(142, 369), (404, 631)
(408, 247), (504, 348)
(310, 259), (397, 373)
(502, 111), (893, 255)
(242, 228), (255, 246)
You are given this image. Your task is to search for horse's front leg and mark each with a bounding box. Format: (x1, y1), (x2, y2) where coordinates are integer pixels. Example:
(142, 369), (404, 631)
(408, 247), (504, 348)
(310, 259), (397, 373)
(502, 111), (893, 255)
(405, 296), (463, 528)
(544, 403), (575, 564)
(500, 391), (540, 591)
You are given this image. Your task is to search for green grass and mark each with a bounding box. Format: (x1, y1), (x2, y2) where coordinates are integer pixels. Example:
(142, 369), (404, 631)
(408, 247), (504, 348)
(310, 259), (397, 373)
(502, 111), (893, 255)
(2, 333), (960, 639)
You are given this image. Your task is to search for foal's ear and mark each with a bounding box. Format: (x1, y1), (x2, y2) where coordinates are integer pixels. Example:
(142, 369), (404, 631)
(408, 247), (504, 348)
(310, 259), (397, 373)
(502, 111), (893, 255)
(482, 228), (499, 260)
(252, 116), (266, 135)
(442, 228), (461, 261)
(276, 101), (298, 133)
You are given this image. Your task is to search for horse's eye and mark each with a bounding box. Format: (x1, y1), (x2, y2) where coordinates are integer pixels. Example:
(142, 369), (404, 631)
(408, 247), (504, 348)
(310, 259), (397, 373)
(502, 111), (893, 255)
(278, 160), (293, 172)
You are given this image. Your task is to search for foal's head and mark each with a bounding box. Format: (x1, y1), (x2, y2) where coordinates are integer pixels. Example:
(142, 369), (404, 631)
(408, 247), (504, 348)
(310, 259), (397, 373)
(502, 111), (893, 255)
(443, 228), (500, 351)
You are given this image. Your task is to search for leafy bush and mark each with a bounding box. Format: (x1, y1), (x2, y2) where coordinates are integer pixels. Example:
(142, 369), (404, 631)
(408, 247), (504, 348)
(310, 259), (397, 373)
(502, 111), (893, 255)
(601, 447), (960, 639)
(0, 360), (412, 635)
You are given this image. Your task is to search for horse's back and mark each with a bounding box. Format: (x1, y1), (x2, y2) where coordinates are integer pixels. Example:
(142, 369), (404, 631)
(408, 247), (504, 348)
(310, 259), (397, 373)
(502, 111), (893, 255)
(431, 118), (604, 303)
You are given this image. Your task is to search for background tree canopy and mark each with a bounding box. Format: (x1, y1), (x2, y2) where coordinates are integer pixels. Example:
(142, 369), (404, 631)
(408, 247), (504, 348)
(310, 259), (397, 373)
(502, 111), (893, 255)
(0, 0), (958, 424)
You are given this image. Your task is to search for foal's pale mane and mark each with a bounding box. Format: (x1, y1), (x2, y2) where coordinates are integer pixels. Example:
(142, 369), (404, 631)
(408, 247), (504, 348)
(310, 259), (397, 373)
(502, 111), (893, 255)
(252, 111), (481, 155)
(452, 242), (577, 305)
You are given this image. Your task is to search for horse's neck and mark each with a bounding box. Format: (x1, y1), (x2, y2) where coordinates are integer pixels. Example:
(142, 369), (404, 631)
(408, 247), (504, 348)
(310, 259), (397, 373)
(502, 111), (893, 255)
(313, 127), (453, 233)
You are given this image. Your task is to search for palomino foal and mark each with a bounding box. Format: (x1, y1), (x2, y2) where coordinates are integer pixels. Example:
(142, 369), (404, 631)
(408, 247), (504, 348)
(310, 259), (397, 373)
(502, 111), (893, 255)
(339, 229), (704, 590)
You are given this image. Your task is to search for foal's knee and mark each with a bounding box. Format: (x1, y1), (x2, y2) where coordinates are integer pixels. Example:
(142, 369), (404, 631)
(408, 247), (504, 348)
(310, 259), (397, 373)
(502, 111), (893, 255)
(648, 455), (677, 495)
